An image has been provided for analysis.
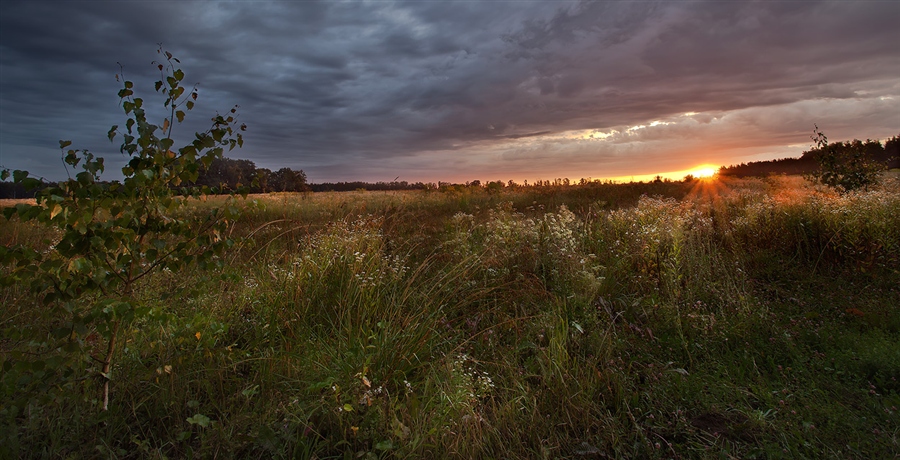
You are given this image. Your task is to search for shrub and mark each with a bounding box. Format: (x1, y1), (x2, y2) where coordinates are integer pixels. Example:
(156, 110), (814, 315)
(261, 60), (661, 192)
(808, 126), (884, 192)
(0, 48), (246, 412)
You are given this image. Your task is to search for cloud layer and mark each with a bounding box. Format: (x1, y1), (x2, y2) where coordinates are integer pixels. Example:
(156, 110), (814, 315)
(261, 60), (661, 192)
(1, 0), (898, 183)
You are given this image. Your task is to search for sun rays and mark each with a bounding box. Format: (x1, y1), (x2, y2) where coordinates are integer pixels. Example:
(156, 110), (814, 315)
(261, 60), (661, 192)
(685, 171), (730, 205)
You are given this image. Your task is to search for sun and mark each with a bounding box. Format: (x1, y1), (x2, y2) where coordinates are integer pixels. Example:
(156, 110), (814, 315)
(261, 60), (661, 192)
(684, 164), (730, 205)
(690, 165), (718, 179)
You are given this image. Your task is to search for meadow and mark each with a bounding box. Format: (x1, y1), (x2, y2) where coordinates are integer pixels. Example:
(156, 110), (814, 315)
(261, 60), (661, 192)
(2, 174), (899, 459)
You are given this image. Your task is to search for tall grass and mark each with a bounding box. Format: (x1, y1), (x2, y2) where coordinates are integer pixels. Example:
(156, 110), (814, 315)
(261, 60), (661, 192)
(2, 175), (899, 458)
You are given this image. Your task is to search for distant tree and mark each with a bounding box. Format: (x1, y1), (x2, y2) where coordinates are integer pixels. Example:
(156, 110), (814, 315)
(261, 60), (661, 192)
(270, 167), (308, 192)
(808, 126), (884, 192)
(886, 135), (900, 169)
(486, 180), (505, 194)
(196, 156), (257, 190)
(0, 179), (51, 199)
(254, 168), (271, 193)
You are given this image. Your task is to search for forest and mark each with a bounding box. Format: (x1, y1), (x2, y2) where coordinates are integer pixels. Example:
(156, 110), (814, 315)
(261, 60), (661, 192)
(719, 135), (899, 178)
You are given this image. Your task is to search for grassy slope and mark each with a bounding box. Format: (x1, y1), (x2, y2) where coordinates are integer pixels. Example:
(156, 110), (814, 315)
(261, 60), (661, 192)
(2, 175), (899, 459)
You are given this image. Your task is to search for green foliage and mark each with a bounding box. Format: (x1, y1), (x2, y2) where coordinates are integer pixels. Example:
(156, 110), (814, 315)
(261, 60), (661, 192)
(808, 126), (884, 192)
(0, 47), (246, 412)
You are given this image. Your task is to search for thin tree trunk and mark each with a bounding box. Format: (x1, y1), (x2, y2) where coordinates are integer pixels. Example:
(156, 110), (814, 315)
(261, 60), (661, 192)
(101, 319), (120, 411)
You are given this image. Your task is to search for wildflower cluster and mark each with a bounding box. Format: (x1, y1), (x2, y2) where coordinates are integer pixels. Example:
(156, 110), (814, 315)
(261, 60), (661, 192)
(438, 354), (495, 422)
(448, 203), (600, 295)
(602, 196), (710, 292)
(728, 185), (900, 269)
(292, 216), (409, 291)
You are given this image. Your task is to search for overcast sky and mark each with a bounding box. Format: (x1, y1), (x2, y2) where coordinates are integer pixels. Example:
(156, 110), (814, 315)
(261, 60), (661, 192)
(1, 0), (898, 184)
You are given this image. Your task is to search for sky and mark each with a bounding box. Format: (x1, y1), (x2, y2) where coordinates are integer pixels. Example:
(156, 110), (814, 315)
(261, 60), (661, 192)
(1, 0), (898, 184)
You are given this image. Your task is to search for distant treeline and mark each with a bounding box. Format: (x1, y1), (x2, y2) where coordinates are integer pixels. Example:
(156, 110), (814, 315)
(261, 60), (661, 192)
(5, 134), (900, 198)
(309, 181), (429, 192)
(0, 157), (310, 199)
(719, 134), (900, 177)
(0, 181), (42, 199)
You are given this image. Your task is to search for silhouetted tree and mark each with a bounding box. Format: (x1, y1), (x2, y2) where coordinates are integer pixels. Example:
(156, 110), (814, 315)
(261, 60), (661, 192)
(196, 157), (257, 190)
(886, 135), (900, 169)
(269, 167), (308, 192)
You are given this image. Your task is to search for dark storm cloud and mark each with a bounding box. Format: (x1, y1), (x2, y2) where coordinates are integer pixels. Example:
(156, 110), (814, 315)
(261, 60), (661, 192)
(1, 0), (898, 183)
